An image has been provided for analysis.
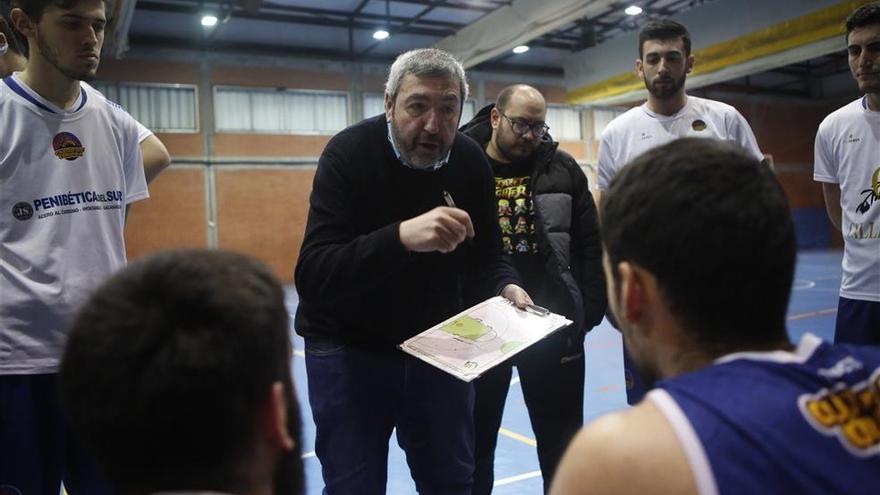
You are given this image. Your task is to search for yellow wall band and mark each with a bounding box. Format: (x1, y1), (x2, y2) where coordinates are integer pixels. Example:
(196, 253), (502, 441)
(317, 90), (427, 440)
(567, 0), (865, 105)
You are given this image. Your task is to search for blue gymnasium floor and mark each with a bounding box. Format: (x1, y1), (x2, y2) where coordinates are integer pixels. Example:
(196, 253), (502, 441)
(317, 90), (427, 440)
(286, 249), (843, 495)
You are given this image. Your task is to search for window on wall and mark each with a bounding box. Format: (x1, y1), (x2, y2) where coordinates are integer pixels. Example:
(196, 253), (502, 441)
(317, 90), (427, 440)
(214, 87), (348, 134)
(363, 93), (476, 126)
(546, 105), (582, 141)
(592, 107), (628, 139)
(90, 82), (198, 132)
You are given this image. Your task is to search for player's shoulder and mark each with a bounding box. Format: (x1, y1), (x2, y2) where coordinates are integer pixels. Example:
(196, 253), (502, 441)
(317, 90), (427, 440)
(551, 398), (698, 495)
(601, 105), (646, 138)
(81, 82), (136, 121)
(690, 95), (741, 117)
(819, 98), (865, 130)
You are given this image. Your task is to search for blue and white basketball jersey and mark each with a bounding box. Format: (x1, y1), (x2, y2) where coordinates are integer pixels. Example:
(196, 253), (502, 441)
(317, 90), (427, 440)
(650, 333), (880, 495)
(0, 74), (148, 374)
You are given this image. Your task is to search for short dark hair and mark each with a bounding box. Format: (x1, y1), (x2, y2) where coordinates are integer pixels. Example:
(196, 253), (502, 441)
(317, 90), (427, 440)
(638, 19), (692, 58)
(600, 138), (795, 351)
(61, 249), (303, 494)
(846, 1), (880, 42)
(10, 0), (109, 22)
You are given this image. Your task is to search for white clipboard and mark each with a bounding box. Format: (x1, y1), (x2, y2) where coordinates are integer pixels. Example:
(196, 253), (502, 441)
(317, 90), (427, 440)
(399, 296), (572, 382)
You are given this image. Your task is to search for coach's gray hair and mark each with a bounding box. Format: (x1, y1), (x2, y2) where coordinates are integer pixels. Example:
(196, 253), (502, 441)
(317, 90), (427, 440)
(385, 48), (469, 105)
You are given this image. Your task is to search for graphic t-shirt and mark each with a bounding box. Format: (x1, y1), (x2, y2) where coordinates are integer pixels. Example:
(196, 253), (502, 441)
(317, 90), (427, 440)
(814, 96), (880, 302)
(490, 156), (538, 256)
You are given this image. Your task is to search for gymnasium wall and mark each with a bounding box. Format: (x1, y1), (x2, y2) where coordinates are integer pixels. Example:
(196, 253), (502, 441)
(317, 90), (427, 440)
(102, 57), (577, 283)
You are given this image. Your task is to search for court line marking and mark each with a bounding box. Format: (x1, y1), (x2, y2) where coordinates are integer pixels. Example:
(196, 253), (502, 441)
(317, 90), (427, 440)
(787, 308), (837, 321)
(494, 470), (542, 486)
(498, 427), (537, 447)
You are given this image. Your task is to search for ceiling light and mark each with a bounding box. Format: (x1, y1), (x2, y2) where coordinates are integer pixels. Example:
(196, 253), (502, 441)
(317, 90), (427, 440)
(201, 15), (218, 27)
(625, 5), (643, 16)
(373, 29), (390, 40)
(512, 45), (529, 54)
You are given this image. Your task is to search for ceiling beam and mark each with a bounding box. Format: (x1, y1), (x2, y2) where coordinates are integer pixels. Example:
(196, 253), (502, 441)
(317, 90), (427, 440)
(433, 0), (617, 68)
(136, 1), (458, 37)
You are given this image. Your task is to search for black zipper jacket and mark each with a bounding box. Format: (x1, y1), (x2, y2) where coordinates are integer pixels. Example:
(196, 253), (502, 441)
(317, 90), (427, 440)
(460, 104), (607, 334)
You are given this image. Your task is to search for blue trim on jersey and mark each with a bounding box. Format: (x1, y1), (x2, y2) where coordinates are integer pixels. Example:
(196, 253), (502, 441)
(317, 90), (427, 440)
(2, 77), (87, 113)
(3, 76), (56, 113)
(74, 87), (87, 112)
(863, 96), (868, 110)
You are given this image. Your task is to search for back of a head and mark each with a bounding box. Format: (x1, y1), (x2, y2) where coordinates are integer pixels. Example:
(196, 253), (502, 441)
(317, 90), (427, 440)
(638, 18), (691, 58)
(846, 1), (880, 41)
(600, 138), (796, 351)
(61, 249), (302, 493)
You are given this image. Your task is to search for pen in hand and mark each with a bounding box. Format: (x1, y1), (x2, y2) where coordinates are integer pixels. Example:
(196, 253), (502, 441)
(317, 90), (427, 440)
(442, 190), (474, 247)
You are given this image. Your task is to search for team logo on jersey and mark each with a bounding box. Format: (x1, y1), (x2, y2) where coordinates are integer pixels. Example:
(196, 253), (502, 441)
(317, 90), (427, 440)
(11, 202), (33, 221)
(856, 166), (880, 215)
(52, 132), (85, 161)
(691, 119), (707, 131)
(797, 367), (880, 457)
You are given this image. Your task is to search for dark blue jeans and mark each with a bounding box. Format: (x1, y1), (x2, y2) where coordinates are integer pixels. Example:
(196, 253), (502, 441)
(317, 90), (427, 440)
(304, 338), (475, 495)
(0, 374), (113, 495)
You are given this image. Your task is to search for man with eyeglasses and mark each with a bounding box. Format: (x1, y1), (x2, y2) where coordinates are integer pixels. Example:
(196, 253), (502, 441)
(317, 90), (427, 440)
(460, 84), (607, 494)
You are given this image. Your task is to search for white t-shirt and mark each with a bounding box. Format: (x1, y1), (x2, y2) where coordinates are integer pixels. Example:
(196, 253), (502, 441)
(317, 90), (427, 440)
(813, 96), (880, 302)
(598, 95), (764, 190)
(0, 74), (149, 374)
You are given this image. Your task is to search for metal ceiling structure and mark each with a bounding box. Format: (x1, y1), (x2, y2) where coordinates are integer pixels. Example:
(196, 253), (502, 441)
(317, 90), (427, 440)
(129, 0), (712, 74)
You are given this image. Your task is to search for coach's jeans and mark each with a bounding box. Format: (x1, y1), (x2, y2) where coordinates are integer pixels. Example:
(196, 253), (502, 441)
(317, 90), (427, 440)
(304, 337), (475, 495)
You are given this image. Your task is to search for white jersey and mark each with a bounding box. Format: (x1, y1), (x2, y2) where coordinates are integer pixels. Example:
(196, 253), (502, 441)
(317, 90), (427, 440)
(813, 96), (880, 302)
(0, 74), (149, 374)
(598, 95), (763, 190)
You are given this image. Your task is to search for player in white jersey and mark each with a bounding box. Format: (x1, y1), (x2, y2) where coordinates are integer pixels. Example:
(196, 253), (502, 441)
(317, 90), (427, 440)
(813, 2), (880, 346)
(0, 1), (148, 493)
(0, 9), (171, 183)
(596, 19), (764, 405)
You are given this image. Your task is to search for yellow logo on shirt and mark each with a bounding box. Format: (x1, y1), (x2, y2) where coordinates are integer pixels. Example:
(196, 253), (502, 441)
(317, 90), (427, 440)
(798, 368), (880, 457)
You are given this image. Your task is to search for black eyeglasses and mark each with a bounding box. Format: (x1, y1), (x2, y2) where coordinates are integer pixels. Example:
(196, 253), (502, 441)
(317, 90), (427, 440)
(499, 111), (550, 137)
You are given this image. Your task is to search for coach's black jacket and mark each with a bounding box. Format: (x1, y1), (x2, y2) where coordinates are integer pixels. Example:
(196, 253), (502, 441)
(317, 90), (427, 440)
(460, 104), (607, 336)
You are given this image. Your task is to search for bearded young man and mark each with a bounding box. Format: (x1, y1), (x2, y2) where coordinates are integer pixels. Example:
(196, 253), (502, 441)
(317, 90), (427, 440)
(813, 1), (880, 346)
(552, 138), (880, 495)
(596, 19), (764, 406)
(294, 48), (530, 494)
(0, 1), (148, 492)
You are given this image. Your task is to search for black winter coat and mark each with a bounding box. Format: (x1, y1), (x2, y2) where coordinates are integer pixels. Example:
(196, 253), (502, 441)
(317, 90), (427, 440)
(460, 104), (607, 333)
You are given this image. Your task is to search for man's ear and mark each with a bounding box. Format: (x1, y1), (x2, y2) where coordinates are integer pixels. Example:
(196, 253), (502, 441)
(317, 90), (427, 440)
(686, 54), (695, 75)
(635, 58), (644, 78)
(384, 93), (393, 122)
(9, 8), (36, 40)
(490, 107), (500, 130)
(618, 261), (646, 324)
(263, 382), (295, 452)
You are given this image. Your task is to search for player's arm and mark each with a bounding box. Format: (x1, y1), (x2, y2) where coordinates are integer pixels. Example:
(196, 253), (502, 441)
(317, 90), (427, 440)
(822, 183), (843, 231)
(141, 134), (171, 184)
(550, 400), (698, 495)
